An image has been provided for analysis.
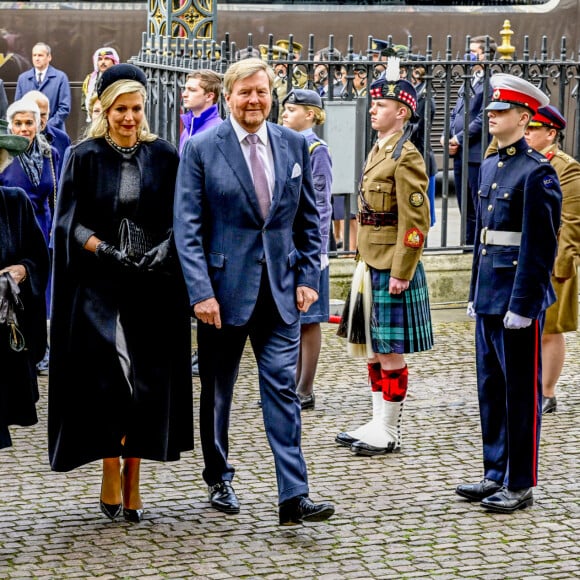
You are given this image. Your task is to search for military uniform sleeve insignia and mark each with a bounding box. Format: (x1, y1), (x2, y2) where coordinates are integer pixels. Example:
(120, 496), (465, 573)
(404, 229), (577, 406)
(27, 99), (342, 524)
(543, 176), (555, 187)
(404, 227), (424, 248)
(409, 192), (425, 207)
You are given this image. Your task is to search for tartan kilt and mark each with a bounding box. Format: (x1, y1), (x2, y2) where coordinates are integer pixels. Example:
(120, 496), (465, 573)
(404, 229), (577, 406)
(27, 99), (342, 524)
(370, 262), (433, 354)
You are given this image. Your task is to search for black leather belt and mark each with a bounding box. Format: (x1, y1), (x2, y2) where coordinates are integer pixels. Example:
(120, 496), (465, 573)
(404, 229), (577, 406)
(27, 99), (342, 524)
(357, 212), (398, 227)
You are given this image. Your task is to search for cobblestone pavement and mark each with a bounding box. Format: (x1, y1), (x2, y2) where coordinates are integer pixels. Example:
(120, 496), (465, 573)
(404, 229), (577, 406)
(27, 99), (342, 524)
(1, 312), (578, 579)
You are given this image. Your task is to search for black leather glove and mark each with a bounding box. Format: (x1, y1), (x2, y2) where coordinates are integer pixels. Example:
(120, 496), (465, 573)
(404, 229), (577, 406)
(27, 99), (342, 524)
(95, 241), (136, 270)
(137, 238), (173, 272)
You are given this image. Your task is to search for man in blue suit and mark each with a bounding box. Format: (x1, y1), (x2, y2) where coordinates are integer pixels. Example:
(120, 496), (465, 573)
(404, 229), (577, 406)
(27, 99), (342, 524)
(15, 42), (71, 132)
(442, 35), (496, 245)
(174, 58), (335, 526)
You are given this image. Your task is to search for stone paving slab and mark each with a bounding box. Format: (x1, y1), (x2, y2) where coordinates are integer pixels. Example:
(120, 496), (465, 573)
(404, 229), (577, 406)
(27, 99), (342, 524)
(0, 316), (578, 579)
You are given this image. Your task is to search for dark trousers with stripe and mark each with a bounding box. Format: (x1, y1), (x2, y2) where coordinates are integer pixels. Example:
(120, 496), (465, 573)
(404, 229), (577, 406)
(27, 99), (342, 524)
(475, 314), (544, 490)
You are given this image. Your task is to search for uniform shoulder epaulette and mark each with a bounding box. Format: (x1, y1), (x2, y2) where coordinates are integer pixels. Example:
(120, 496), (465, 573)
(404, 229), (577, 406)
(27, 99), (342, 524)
(308, 139), (328, 155)
(524, 147), (549, 163)
(555, 150), (574, 163)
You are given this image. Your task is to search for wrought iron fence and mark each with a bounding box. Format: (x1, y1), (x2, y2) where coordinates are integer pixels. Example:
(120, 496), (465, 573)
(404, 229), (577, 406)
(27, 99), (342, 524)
(130, 32), (580, 254)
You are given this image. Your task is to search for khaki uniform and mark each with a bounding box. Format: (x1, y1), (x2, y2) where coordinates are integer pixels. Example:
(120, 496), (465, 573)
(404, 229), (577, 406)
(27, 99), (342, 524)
(357, 130), (430, 279)
(543, 144), (580, 333)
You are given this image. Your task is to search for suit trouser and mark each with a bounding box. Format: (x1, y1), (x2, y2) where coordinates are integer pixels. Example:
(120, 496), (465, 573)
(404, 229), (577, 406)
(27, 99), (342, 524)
(475, 314), (544, 489)
(197, 273), (309, 504)
(453, 158), (479, 246)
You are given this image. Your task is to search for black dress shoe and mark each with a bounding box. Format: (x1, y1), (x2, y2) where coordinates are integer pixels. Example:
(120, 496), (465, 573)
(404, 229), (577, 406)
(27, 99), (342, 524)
(100, 499), (122, 520)
(279, 495), (335, 526)
(335, 432), (358, 447)
(209, 481), (240, 514)
(456, 478), (502, 501)
(350, 439), (399, 456)
(481, 487), (533, 513)
(123, 507), (144, 523)
(542, 396), (557, 414)
(298, 393), (315, 410)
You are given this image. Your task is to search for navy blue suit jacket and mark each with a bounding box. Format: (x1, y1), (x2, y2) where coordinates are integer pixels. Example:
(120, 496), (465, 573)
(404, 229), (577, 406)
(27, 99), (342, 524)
(174, 119), (321, 326)
(16, 65), (71, 131)
(449, 76), (488, 164)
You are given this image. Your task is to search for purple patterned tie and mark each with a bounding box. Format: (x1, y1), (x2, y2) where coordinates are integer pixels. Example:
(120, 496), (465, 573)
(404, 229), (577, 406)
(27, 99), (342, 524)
(246, 133), (271, 219)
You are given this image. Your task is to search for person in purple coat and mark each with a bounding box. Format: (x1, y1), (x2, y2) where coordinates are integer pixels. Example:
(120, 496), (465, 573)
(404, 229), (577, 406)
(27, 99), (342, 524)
(179, 69), (223, 155)
(282, 89), (333, 410)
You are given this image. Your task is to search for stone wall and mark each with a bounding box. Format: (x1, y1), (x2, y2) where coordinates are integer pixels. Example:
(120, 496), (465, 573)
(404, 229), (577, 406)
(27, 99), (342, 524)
(329, 253), (473, 307)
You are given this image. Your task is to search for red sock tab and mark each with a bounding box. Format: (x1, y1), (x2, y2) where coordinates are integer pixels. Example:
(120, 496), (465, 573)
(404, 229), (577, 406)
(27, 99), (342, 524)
(368, 362), (382, 392)
(381, 366), (408, 401)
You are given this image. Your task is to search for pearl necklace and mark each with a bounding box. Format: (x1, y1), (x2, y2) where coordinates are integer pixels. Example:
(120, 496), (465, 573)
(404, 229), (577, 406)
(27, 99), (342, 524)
(105, 132), (140, 155)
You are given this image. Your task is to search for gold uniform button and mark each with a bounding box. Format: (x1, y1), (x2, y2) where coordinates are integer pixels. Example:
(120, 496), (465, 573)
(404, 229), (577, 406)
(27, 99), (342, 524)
(491, 183), (497, 189)
(513, 260), (518, 266)
(482, 249), (487, 256)
(503, 192), (509, 198)
(487, 204), (493, 211)
(498, 161), (504, 168)
(386, 145), (393, 152)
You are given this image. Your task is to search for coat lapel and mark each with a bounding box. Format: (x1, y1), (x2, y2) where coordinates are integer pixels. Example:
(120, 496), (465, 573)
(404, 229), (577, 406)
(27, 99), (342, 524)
(267, 122), (287, 218)
(215, 120), (264, 220)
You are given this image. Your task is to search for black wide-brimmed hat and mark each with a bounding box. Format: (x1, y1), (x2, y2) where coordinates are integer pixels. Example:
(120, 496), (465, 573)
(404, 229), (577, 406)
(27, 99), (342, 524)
(96, 63), (147, 97)
(0, 120), (28, 156)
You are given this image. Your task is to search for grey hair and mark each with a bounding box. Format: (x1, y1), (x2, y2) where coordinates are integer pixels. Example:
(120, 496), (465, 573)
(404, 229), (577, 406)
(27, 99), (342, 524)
(7, 99), (41, 128)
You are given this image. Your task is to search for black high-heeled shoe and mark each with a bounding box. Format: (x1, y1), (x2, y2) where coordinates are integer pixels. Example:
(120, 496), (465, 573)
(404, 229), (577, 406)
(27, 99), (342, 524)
(100, 499), (122, 520)
(123, 507), (144, 523)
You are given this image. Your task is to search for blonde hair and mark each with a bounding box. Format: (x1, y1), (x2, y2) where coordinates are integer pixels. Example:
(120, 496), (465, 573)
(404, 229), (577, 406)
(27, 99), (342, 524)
(302, 104), (326, 125)
(87, 79), (157, 142)
(224, 58), (275, 95)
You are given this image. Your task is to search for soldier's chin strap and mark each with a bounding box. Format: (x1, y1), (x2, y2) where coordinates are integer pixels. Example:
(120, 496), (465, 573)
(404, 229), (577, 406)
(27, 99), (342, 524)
(392, 122), (414, 161)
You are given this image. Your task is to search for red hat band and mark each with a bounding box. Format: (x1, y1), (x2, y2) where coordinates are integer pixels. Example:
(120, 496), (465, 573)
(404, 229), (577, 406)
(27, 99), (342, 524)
(492, 88), (541, 113)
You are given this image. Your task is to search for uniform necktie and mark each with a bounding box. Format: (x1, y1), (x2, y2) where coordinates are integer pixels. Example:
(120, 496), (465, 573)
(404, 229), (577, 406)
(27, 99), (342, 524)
(369, 142), (380, 163)
(246, 133), (271, 219)
(37, 72), (42, 86)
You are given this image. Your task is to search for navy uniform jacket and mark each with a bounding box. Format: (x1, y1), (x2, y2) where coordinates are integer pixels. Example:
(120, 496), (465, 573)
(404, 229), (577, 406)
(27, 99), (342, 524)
(469, 137), (562, 318)
(448, 74), (488, 164)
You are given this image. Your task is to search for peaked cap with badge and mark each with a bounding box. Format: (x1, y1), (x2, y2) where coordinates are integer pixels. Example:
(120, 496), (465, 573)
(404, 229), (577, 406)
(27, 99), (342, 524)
(486, 73), (549, 114)
(528, 104), (566, 130)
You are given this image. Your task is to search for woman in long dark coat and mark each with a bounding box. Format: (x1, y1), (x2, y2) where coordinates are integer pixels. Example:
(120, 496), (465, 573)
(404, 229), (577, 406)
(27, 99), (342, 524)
(48, 64), (193, 523)
(0, 123), (50, 450)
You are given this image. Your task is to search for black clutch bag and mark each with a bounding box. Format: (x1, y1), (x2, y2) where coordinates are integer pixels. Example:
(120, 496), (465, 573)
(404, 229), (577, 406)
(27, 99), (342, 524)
(118, 218), (157, 261)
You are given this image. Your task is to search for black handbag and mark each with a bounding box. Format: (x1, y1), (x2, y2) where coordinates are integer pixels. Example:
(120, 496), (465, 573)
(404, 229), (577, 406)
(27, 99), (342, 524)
(0, 272), (25, 352)
(118, 218), (158, 261)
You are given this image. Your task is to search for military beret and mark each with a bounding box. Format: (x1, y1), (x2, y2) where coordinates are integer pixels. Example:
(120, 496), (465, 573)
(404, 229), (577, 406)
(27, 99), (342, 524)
(96, 63), (147, 97)
(0, 119), (28, 156)
(486, 73), (549, 115)
(282, 89), (324, 109)
(529, 104), (566, 130)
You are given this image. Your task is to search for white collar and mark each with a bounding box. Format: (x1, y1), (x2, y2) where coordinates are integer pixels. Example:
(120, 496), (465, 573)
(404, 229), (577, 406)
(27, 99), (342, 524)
(231, 117), (269, 146)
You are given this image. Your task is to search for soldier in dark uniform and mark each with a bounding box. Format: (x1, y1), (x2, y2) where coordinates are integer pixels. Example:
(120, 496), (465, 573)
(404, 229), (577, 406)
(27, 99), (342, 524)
(336, 57), (433, 456)
(523, 105), (580, 415)
(457, 74), (562, 513)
